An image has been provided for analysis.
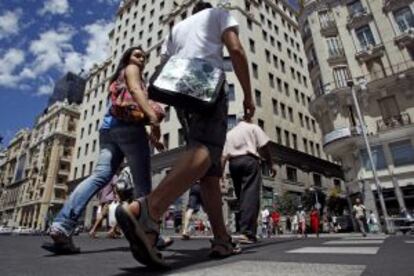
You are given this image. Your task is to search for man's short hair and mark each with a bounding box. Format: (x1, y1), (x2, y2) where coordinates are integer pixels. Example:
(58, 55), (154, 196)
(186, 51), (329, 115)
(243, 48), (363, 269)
(192, 1), (213, 14)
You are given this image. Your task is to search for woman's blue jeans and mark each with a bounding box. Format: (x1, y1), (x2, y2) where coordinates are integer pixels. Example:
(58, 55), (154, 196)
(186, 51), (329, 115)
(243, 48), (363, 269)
(52, 125), (151, 236)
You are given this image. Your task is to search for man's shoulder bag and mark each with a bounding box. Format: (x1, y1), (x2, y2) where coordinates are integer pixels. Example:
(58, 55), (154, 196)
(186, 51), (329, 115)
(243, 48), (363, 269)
(148, 57), (225, 113)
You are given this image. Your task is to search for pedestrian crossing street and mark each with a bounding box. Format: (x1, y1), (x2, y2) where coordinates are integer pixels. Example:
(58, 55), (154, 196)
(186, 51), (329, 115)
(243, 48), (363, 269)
(287, 235), (387, 255)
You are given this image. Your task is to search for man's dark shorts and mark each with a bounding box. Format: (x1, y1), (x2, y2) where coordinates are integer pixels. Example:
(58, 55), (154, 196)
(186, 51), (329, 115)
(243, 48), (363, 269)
(176, 86), (228, 177)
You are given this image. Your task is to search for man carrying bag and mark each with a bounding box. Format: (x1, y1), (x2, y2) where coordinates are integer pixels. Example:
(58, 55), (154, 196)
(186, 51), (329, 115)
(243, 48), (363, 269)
(115, 1), (255, 267)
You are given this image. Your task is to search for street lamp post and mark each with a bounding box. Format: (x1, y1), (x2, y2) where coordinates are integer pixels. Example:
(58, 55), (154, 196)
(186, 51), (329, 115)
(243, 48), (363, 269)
(347, 79), (391, 233)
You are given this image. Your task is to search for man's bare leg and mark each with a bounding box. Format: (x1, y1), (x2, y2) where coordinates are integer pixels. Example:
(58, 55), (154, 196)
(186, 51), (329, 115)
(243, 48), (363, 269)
(199, 176), (229, 242)
(182, 208), (194, 238)
(128, 145), (211, 244)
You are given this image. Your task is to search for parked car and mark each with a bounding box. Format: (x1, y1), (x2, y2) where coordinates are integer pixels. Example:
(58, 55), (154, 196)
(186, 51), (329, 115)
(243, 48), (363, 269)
(12, 227), (34, 235)
(0, 226), (13, 235)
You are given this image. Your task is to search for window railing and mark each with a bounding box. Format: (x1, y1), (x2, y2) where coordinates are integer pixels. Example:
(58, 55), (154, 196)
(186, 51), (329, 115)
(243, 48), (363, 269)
(348, 7), (368, 19)
(377, 113), (412, 132)
(320, 19), (336, 30)
(328, 48), (345, 58)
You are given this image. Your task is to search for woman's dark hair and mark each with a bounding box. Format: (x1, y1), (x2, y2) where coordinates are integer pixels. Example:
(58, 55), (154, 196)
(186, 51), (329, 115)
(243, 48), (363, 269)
(109, 46), (145, 84)
(192, 1), (212, 15)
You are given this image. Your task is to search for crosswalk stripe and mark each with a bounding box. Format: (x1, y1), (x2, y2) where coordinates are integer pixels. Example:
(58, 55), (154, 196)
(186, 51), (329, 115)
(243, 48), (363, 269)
(168, 261), (366, 276)
(405, 241), (414, 244)
(287, 246), (379, 255)
(341, 236), (387, 240)
(324, 240), (384, 245)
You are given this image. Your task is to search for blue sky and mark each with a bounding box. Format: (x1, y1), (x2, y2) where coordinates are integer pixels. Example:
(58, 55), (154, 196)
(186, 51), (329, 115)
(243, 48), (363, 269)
(0, 0), (119, 146)
(0, 0), (299, 147)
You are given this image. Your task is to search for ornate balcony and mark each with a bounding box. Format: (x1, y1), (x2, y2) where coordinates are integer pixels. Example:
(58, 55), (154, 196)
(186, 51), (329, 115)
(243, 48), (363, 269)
(346, 8), (373, 29)
(376, 113), (412, 132)
(323, 126), (362, 156)
(355, 43), (385, 63)
(320, 20), (338, 36)
(394, 27), (414, 49)
(327, 48), (347, 65)
(383, 0), (412, 13)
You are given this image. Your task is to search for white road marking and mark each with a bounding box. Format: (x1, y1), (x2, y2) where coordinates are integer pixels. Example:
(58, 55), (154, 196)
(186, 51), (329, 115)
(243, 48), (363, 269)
(287, 246), (379, 255)
(167, 261), (365, 276)
(324, 240), (384, 245)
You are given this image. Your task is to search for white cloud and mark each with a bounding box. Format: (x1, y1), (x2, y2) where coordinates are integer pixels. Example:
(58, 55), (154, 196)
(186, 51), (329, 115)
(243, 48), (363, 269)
(0, 20), (113, 94)
(37, 79), (55, 96)
(97, 0), (120, 5)
(39, 0), (70, 16)
(0, 48), (25, 87)
(81, 20), (114, 71)
(29, 27), (75, 74)
(0, 9), (22, 40)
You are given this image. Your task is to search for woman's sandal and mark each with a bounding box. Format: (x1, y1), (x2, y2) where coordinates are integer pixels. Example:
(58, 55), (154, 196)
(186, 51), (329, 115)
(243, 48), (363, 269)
(209, 236), (242, 259)
(115, 198), (168, 268)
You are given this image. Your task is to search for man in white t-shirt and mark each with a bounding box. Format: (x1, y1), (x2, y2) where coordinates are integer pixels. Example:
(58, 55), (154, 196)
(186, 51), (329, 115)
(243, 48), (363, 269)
(222, 116), (277, 243)
(353, 198), (367, 237)
(116, 2), (254, 267)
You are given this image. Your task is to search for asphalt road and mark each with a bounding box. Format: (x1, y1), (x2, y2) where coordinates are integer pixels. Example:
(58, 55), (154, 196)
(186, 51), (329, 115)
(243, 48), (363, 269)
(0, 233), (413, 276)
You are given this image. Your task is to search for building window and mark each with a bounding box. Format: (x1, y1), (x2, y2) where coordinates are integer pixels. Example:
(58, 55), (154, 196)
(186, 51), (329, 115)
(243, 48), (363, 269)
(316, 143), (321, 157)
(160, 106), (169, 123)
(258, 119), (265, 130)
(286, 167), (297, 182)
(378, 96), (400, 123)
(347, 0), (365, 17)
(303, 138), (308, 153)
(228, 84), (236, 101)
(163, 133), (169, 150)
(333, 66), (351, 88)
(268, 73), (275, 88)
(360, 145), (387, 170)
(95, 120), (100, 131)
(227, 115), (237, 129)
(89, 161), (94, 175)
(255, 89), (261, 107)
(390, 140), (414, 167)
(310, 141), (315, 155)
(299, 113), (304, 127)
(247, 18), (253, 30)
(280, 103), (286, 119)
(284, 130), (290, 147)
(249, 39), (255, 53)
(313, 173), (322, 187)
(356, 25), (376, 50)
(252, 63), (258, 79)
(84, 143), (89, 156)
(288, 107), (294, 122)
(276, 77), (282, 92)
(275, 127), (282, 144)
(327, 36), (344, 57)
(272, 99), (278, 115)
(292, 134), (298, 150)
(178, 129), (185, 146)
(92, 139), (97, 152)
(82, 164), (86, 177)
(265, 49), (271, 63)
(394, 7), (414, 33)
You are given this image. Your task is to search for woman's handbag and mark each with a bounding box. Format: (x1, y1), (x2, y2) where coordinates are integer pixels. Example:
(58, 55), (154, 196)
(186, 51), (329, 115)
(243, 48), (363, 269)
(148, 57), (225, 112)
(109, 71), (165, 123)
